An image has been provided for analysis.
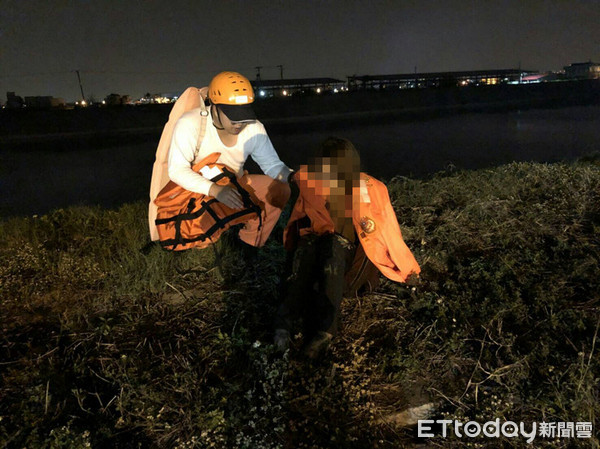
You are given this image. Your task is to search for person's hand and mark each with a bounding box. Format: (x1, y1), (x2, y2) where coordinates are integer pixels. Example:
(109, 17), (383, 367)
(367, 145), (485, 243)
(209, 183), (243, 209)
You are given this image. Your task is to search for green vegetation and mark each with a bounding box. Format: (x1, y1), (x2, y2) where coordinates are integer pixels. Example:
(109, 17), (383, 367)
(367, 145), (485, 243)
(1, 160), (599, 448)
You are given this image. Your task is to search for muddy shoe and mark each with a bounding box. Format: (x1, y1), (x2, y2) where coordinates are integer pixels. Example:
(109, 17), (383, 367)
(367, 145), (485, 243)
(274, 328), (291, 353)
(303, 331), (333, 359)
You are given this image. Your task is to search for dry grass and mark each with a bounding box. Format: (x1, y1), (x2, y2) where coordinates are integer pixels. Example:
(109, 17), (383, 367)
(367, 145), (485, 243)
(1, 159), (599, 448)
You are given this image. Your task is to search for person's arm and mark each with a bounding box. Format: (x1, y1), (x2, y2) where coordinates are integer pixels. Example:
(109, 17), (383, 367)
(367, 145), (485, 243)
(168, 116), (243, 208)
(167, 118), (214, 195)
(275, 165), (295, 183)
(249, 123), (293, 182)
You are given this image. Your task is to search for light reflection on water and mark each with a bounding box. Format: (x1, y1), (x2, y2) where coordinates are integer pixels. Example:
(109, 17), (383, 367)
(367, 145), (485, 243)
(1, 105), (599, 217)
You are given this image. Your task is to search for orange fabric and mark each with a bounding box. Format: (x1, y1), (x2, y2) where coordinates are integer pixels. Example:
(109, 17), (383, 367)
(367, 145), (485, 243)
(284, 167), (420, 283)
(148, 86), (208, 241)
(154, 153), (254, 251)
(237, 175), (291, 247)
(155, 153), (290, 250)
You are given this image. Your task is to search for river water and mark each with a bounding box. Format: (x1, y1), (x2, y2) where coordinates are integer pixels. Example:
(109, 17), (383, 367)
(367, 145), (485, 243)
(1, 105), (599, 217)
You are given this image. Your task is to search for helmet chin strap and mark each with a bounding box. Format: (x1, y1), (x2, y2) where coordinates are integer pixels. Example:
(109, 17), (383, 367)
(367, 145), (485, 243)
(211, 105), (225, 130)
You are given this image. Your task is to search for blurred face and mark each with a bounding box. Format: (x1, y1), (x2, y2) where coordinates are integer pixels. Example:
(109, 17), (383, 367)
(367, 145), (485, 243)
(308, 151), (360, 189)
(307, 149), (361, 217)
(212, 105), (249, 135)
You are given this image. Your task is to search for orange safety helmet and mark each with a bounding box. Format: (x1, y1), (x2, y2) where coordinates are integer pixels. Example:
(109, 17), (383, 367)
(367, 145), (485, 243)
(208, 71), (255, 105)
(208, 71), (256, 122)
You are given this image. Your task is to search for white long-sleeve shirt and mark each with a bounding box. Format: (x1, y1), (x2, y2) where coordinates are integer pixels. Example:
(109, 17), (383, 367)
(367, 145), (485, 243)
(168, 107), (290, 195)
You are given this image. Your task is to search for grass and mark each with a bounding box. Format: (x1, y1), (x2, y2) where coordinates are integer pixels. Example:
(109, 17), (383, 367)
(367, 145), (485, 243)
(1, 159), (599, 448)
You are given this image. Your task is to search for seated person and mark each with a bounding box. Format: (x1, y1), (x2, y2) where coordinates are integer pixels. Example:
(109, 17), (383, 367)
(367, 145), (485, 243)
(274, 137), (421, 358)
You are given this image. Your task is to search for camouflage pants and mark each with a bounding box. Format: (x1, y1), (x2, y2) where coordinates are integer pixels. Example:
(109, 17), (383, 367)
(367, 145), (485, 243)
(276, 233), (356, 338)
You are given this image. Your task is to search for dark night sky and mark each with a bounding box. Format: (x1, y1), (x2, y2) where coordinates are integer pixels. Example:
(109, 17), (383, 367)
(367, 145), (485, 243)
(1, 0), (599, 102)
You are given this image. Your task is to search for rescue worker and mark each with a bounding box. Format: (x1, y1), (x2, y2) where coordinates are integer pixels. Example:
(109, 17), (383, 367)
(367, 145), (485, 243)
(157, 71), (292, 264)
(274, 137), (421, 358)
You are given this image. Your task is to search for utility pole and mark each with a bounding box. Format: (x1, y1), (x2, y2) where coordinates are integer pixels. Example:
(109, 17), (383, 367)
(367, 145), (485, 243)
(277, 64), (284, 80)
(414, 65), (418, 88)
(255, 66), (262, 81)
(75, 70), (85, 102)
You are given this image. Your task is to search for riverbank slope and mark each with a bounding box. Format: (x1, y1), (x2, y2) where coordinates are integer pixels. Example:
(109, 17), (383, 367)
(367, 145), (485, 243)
(1, 160), (599, 448)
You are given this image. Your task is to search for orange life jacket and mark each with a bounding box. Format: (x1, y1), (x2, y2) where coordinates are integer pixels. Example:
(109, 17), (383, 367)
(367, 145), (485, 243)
(284, 167), (420, 283)
(154, 152), (262, 251)
(148, 87), (208, 242)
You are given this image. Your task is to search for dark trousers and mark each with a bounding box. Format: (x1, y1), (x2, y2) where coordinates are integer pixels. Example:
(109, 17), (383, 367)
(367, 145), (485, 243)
(275, 233), (356, 337)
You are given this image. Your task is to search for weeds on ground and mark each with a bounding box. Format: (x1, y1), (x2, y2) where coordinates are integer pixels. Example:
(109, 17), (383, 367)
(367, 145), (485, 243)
(1, 160), (599, 448)
(386, 160), (600, 447)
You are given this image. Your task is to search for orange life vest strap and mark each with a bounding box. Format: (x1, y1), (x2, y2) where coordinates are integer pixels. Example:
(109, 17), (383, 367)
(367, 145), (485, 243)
(156, 199), (260, 249)
(155, 165), (262, 251)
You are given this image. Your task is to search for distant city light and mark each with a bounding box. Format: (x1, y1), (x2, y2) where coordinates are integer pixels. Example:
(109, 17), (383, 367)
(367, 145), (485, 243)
(316, 88), (321, 93)
(282, 90), (288, 96)
(259, 90), (266, 97)
(102, 100), (106, 105)
(334, 88), (339, 93)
